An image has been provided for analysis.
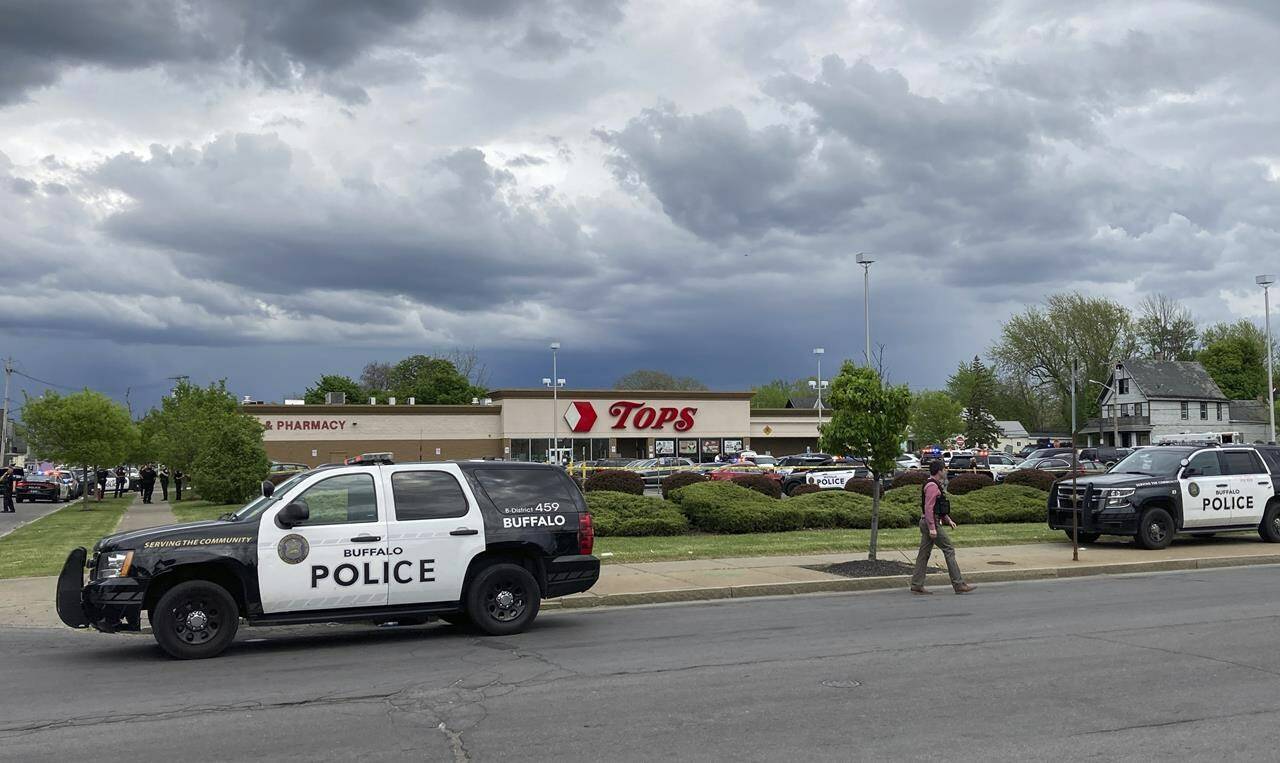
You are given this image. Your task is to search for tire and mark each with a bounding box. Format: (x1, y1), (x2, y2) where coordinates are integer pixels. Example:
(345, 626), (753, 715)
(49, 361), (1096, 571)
(1260, 501), (1280, 543)
(151, 580), (240, 659)
(1064, 529), (1100, 544)
(1136, 507), (1175, 550)
(464, 563), (540, 636)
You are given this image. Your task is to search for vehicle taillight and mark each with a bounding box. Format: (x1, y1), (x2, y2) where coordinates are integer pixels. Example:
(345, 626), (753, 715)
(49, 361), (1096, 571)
(578, 512), (594, 555)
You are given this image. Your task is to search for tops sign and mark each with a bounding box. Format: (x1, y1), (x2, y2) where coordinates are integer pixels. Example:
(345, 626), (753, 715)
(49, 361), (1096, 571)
(264, 420), (347, 432)
(564, 401), (697, 433)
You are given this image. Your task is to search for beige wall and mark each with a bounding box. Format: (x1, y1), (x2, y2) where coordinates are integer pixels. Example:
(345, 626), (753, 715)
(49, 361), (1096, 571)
(255, 410), (501, 442)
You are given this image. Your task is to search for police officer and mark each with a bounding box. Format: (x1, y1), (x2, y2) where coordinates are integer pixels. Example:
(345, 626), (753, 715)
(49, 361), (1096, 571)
(140, 464), (157, 504)
(174, 470), (185, 501)
(1, 466), (15, 513)
(159, 467), (170, 501)
(113, 466), (126, 498)
(95, 467), (108, 500)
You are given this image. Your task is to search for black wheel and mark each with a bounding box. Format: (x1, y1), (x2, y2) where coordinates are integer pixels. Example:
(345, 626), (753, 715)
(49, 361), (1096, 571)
(1260, 501), (1280, 543)
(1064, 529), (1100, 544)
(1136, 507), (1174, 550)
(464, 563), (540, 636)
(151, 580), (239, 659)
(439, 613), (473, 627)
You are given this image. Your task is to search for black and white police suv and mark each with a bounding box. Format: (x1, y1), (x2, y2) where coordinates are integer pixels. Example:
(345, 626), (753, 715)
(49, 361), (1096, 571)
(55, 459), (599, 659)
(1047, 444), (1280, 549)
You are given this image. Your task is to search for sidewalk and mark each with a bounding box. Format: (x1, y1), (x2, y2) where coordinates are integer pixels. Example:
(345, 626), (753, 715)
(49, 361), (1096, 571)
(113, 495), (178, 534)
(5, 533), (1280, 628)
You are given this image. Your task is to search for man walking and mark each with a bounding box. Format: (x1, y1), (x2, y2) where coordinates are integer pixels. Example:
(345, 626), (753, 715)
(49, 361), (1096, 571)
(1, 466), (15, 513)
(174, 470), (184, 501)
(910, 459), (975, 595)
(113, 466), (126, 498)
(140, 464), (157, 504)
(159, 467), (170, 501)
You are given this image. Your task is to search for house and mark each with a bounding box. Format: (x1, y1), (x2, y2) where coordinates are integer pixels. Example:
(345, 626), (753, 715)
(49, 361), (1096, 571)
(1086, 359), (1271, 446)
(992, 420), (1031, 453)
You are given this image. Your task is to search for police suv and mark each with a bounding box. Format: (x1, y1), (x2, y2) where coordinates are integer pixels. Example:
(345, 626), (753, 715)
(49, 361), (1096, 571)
(55, 460), (599, 659)
(1047, 444), (1280, 549)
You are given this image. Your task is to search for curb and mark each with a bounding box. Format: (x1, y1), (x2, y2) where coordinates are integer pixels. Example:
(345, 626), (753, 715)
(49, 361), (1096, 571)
(541, 553), (1280, 610)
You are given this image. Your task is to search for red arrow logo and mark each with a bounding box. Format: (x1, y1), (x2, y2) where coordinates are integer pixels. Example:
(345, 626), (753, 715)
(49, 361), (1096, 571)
(564, 401), (597, 432)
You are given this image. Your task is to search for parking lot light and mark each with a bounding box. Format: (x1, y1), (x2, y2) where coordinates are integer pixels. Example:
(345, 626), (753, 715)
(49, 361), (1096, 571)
(855, 253), (874, 365)
(1258, 275), (1276, 443)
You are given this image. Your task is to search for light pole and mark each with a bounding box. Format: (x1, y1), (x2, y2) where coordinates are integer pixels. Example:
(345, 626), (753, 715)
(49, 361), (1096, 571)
(1089, 379), (1119, 447)
(809, 347), (827, 428)
(1259, 275), (1277, 443)
(856, 253), (874, 366)
(543, 342), (565, 464)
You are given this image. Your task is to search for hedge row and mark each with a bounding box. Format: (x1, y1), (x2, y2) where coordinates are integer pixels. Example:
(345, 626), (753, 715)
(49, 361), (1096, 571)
(583, 469), (645, 495)
(585, 491), (689, 536)
(1001, 469), (1059, 492)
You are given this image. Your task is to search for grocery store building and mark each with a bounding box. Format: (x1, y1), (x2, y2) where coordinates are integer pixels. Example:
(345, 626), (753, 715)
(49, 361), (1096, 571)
(248, 389), (823, 466)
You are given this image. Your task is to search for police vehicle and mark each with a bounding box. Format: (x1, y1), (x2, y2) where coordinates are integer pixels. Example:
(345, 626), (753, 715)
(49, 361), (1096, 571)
(55, 459), (599, 659)
(1047, 444), (1280, 549)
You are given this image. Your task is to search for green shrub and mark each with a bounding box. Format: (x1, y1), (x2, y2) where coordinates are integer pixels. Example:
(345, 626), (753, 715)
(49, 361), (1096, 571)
(842, 478), (877, 496)
(730, 474), (782, 499)
(785, 490), (916, 529)
(947, 473), (994, 495)
(660, 471), (707, 499)
(950, 485), (1049, 524)
(585, 491), (689, 536)
(891, 470), (930, 488)
(881, 485), (922, 509)
(673, 481), (802, 533)
(788, 483), (821, 496)
(583, 469), (644, 495)
(1001, 469), (1059, 492)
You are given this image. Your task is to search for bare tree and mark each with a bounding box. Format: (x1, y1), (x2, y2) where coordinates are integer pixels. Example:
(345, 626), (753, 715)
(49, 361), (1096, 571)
(1135, 294), (1198, 361)
(360, 362), (393, 394)
(446, 347), (490, 391)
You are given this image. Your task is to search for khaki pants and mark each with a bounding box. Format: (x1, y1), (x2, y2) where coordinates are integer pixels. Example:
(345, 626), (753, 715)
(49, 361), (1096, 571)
(911, 518), (964, 587)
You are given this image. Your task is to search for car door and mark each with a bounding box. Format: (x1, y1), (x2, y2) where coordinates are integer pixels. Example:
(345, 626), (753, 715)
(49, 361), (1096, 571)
(1219, 449), (1272, 525)
(1179, 450), (1226, 528)
(257, 469), (389, 614)
(382, 465), (486, 607)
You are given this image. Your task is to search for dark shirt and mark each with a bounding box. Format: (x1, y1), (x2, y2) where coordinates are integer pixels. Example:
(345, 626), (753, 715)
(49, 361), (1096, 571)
(1, 471), (14, 496)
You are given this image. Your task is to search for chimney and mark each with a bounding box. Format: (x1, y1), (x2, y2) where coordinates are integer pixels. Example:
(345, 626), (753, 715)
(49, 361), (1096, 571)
(324, 391), (346, 405)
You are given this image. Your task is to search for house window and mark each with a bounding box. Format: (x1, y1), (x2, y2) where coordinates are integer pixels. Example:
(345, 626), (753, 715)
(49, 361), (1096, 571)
(1216, 403), (1223, 421)
(1107, 405), (1115, 418)
(1120, 404), (1130, 417)
(1181, 402), (1189, 420)
(1200, 402), (1208, 420)
(1118, 378), (1129, 395)
(1134, 403), (1143, 417)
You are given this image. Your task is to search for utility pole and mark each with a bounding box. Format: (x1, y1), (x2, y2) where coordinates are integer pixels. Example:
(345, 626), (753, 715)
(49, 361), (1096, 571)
(0, 357), (11, 466)
(856, 253), (874, 366)
(1070, 359), (1079, 562)
(1259, 275), (1276, 444)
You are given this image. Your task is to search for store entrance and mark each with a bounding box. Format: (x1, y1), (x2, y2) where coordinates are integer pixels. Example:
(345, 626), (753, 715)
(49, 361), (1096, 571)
(615, 438), (647, 459)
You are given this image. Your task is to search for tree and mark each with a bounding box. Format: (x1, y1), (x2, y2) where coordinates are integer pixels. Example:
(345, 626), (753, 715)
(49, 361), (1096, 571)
(1199, 334), (1267, 400)
(910, 391), (963, 447)
(303, 375), (365, 405)
(445, 347), (490, 392)
(20, 390), (134, 503)
(991, 292), (1138, 429)
(951, 357), (1004, 448)
(388, 355), (482, 404)
(1135, 294), (1198, 361)
(146, 380), (269, 501)
(819, 363), (911, 560)
(360, 361), (393, 395)
(750, 378), (811, 408)
(191, 412), (270, 504)
(614, 369), (709, 391)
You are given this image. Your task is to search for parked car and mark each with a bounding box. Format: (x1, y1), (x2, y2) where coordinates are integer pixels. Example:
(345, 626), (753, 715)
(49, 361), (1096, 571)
(774, 453), (836, 474)
(896, 453), (922, 470)
(947, 452), (1020, 482)
(1023, 447), (1074, 462)
(1078, 447), (1132, 467)
(584, 458), (635, 468)
(1015, 456), (1106, 478)
(17, 474), (65, 502)
(630, 457), (696, 488)
(269, 462), (309, 473)
(707, 465), (784, 487)
(742, 455), (778, 469)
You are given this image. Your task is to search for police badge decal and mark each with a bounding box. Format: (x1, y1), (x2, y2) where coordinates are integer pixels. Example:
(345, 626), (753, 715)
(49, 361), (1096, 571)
(278, 534), (310, 564)
(1188, 482), (1200, 498)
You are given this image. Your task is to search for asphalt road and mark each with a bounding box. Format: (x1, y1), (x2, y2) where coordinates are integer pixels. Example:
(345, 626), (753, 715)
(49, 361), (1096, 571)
(3, 565), (1280, 761)
(0, 496), (74, 538)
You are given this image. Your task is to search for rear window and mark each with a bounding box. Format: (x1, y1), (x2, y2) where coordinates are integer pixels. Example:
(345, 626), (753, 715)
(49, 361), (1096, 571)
(1258, 448), (1280, 473)
(1221, 450), (1266, 476)
(471, 468), (581, 515)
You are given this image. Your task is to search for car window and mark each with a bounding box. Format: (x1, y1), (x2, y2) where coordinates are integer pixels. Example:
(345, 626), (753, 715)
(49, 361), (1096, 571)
(472, 468), (579, 513)
(1260, 449), (1280, 472)
(1184, 451), (1222, 477)
(292, 473), (378, 526)
(1221, 451), (1265, 476)
(392, 470), (469, 521)
(1041, 459), (1068, 469)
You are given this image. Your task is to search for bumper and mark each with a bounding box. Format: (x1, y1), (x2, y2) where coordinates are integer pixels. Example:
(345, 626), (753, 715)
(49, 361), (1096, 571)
(545, 554), (600, 598)
(1047, 506), (1139, 536)
(55, 547), (145, 632)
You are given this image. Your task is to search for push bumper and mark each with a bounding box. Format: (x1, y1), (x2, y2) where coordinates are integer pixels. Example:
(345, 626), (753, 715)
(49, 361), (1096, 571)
(545, 554), (600, 598)
(55, 547), (145, 632)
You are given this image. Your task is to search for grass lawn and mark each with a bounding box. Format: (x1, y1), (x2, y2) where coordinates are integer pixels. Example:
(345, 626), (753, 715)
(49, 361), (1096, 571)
(595, 522), (1064, 564)
(171, 500), (243, 524)
(0, 496), (133, 579)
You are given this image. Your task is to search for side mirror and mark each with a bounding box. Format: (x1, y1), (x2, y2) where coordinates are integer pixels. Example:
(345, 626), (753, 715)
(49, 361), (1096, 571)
(261, 480), (275, 498)
(278, 501), (309, 528)
(1179, 458), (1190, 467)
(1181, 467), (1199, 478)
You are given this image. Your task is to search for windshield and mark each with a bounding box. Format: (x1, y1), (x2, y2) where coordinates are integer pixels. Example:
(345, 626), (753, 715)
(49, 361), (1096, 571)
(1109, 448), (1191, 476)
(230, 472), (311, 521)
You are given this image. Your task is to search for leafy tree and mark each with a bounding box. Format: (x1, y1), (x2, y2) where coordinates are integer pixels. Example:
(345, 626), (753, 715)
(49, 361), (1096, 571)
(819, 363), (911, 560)
(388, 355), (482, 404)
(303, 374), (365, 405)
(1135, 294), (1198, 361)
(20, 390), (134, 502)
(750, 378), (811, 409)
(191, 413), (270, 504)
(991, 292), (1138, 429)
(614, 369), (709, 391)
(146, 380), (269, 501)
(1199, 334), (1267, 400)
(910, 391), (963, 447)
(951, 357), (1004, 448)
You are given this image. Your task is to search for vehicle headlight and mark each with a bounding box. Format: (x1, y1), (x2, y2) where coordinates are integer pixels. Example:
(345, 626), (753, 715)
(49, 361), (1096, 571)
(98, 550), (134, 579)
(1104, 488), (1135, 507)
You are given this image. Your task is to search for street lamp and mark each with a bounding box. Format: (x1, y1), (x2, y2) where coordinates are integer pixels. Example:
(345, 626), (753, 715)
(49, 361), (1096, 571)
(1259, 275), (1277, 444)
(809, 347), (828, 428)
(1088, 379), (1119, 447)
(544, 342), (565, 464)
(856, 252), (874, 366)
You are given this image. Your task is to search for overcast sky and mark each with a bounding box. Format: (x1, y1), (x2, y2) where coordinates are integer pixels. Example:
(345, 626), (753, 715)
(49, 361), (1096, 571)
(2, 0), (1278, 412)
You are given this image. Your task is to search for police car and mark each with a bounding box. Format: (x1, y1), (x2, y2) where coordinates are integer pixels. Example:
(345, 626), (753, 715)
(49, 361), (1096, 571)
(55, 459), (599, 659)
(1047, 444), (1280, 549)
